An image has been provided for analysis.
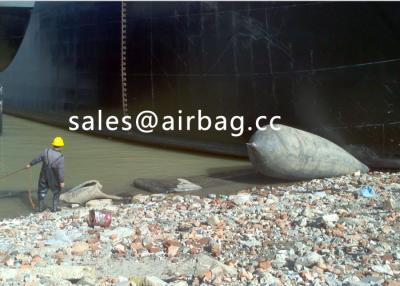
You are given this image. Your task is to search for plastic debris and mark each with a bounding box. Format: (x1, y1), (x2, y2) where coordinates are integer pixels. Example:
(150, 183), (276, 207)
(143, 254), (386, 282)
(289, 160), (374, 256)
(358, 186), (376, 198)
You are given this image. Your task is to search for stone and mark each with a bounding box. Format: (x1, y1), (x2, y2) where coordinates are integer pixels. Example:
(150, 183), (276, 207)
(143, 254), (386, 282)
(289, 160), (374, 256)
(31, 255), (41, 265)
(371, 264), (393, 275)
(210, 241), (222, 257)
(3, 256), (14, 266)
(1, 170), (400, 285)
(322, 214), (339, 228)
(132, 194), (149, 204)
(113, 244), (126, 254)
(207, 215), (221, 226)
(0, 266), (95, 280)
(295, 252), (323, 268)
(71, 242), (89, 256)
(143, 276), (167, 286)
(170, 282), (189, 286)
(273, 251), (288, 268)
(85, 199), (113, 208)
(302, 207), (313, 218)
(259, 272), (280, 285)
(382, 198), (396, 211)
(230, 194), (251, 205)
(300, 271), (312, 281)
(103, 227), (134, 241)
(258, 260), (272, 271)
(194, 254), (237, 278)
(76, 276), (97, 286)
(167, 244), (180, 257)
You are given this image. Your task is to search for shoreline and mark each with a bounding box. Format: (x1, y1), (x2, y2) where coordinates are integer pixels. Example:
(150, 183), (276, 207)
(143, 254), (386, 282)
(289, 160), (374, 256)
(1, 171), (399, 285)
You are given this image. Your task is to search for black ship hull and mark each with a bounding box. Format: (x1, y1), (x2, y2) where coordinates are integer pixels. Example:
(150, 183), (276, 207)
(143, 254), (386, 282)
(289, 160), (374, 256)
(1, 2), (400, 167)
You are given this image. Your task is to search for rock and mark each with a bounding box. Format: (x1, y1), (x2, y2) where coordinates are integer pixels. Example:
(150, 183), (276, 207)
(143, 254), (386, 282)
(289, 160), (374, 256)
(45, 229), (79, 246)
(207, 215), (221, 226)
(302, 207), (313, 218)
(76, 276), (97, 286)
(258, 260), (272, 272)
(143, 276), (167, 286)
(0, 266), (95, 280)
(113, 244), (126, 254)
(163, 240), (181, 258)
(273, 251), (288, 268)
(259, 272), (280, 285)
(132, 194), (149, 204)
(230, 194), (251, 205)
(322, 214), (339, 228)
(371, 264), (393, 275)
(173, 178), (202, 192)
(195, 254), (237, 278)
(85, 199), (113, 208)
(360, 276), (385, 285)
(103, 227), (134, 241)
(241, 237), (262, 248)
(3, 256), (14, 266)
(382, 198), (396, 211)
(210, 241), (222, 257)
(31, 255), (42, 265)
(1, 169), (400, 285)
(71, 242), (89, 256)
(300, 271), (312, 281)
(295, 252), (323, 268)
(325, 272), (340, 286)
(170, 282), (189, 286)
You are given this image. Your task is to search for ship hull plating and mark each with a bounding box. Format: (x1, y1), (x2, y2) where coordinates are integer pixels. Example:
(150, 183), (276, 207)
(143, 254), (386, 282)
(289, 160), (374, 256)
(1, 2), (400, 166)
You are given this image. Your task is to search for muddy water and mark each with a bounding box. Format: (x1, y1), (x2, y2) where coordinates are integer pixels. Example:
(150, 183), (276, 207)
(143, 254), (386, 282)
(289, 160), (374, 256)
(0, 115), (253, 218)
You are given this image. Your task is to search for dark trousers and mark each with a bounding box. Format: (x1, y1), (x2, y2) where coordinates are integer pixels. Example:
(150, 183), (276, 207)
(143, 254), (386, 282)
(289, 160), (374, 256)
(38, 188), (61, 200)
(38, 180), (61, 201)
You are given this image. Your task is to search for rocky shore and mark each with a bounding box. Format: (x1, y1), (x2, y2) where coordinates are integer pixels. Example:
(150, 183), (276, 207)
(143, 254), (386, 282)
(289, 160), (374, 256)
(1, 171), (400, 286)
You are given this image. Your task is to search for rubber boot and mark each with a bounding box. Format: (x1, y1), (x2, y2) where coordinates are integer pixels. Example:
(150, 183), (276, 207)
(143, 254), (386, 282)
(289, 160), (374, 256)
(37, 191), (46, 212)
(37, 199), (45, 212)
(52, 190), (61, 212)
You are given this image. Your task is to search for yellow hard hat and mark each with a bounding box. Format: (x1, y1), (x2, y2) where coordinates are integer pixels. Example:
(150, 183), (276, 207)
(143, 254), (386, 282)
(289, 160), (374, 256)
(52, 136), (64, 147)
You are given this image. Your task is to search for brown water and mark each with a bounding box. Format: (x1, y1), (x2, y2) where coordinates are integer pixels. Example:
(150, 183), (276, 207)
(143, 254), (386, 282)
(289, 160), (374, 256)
(0, 115), (252, 218)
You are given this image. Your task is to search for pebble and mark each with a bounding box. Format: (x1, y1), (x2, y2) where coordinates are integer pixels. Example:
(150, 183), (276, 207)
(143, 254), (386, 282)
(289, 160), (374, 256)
(295, 252), (323, 268)
(0, 171), (399, 285)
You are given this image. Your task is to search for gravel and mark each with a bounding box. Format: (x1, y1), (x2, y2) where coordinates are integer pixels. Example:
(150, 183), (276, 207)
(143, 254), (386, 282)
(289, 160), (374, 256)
(0, 171), (399, 285)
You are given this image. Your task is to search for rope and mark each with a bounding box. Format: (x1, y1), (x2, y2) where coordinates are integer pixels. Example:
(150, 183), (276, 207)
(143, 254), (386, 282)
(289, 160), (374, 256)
(121, 1), (128, 116)
(0, 167), (26, 180)
(0, 167), (35, 209)
(27, 168), (35, 209)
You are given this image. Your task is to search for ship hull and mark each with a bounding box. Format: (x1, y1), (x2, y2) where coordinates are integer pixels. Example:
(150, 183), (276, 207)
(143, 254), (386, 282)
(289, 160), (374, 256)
(1, 2), (400, 166)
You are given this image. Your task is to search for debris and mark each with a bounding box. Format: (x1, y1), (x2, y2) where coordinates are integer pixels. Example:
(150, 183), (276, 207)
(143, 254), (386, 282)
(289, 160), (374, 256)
(1, 171), (399, 284)
(207, 215), (221, 226)
(382, 197), (397, 211)
(322, 213), (339, 228)
(85, 199), (113, 208)
(60, 180), (122, 204)
(195, 254), (237, 278)
(295, 252), (323, 268)
(173, 178), (202, 192)
(358, 185), (376, 198)
(88, 209), (112, 227)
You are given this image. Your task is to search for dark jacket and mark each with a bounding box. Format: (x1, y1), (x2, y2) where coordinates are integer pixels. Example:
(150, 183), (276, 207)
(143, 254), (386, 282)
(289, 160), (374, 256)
(30, 148), (64, 190)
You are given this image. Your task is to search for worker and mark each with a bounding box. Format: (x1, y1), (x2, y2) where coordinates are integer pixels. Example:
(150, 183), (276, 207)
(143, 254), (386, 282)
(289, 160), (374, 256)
(26, 136), (65, 212)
